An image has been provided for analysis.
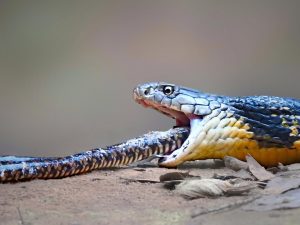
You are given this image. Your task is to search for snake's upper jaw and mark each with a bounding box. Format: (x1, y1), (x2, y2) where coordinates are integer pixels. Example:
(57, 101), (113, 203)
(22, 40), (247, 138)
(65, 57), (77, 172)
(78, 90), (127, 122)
(134, 96), (194, 128)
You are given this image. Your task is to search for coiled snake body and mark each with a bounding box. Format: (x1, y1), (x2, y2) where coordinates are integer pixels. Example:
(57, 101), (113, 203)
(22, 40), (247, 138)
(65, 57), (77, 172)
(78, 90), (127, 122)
(2, 82), (300, 182)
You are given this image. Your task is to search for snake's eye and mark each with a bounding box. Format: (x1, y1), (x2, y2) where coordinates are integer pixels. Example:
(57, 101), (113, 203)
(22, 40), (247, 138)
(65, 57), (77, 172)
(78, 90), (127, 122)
(162, 86), (174, 96)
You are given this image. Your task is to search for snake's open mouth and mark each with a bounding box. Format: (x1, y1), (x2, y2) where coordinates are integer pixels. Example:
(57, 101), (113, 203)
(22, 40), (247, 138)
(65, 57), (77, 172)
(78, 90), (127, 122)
(134, 88), (205, 165)
(135, 98), (192, 127)
(135, 97), (204, 164)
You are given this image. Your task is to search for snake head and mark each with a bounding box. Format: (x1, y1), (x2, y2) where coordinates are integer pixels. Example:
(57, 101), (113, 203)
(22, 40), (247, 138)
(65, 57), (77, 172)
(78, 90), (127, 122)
(133, 82), (220, 126)
(133, 82), (224, 167)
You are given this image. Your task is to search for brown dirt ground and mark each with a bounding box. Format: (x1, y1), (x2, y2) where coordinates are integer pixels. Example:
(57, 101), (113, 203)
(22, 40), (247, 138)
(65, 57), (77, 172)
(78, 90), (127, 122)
(1, 160), (300, 225)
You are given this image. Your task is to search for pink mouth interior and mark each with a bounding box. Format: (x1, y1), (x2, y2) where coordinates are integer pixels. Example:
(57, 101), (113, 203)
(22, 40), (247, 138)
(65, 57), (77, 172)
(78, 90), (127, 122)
(135, 99), (193, 127)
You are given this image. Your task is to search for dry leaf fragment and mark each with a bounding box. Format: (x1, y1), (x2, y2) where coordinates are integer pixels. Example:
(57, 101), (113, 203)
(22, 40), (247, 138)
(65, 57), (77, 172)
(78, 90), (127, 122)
(175, 178), (255, 199)
(284, 163), (300, 171)
(224, 156), (249, 171)
(160, 171), (201, 190)
(246, 155), (275, 181)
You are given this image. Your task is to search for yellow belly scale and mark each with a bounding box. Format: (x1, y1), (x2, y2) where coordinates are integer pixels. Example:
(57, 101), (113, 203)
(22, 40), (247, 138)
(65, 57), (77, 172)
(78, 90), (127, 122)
(187, 117), (300, 167)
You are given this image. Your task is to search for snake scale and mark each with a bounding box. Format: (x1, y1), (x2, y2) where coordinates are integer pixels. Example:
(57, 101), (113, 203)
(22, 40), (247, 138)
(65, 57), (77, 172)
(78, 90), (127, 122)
(2, 82), (300, 182)
(0, 128), (189, 182)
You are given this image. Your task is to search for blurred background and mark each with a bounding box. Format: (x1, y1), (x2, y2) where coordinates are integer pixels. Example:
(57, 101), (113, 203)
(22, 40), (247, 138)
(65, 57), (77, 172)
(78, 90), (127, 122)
(0, 1), (299, 156)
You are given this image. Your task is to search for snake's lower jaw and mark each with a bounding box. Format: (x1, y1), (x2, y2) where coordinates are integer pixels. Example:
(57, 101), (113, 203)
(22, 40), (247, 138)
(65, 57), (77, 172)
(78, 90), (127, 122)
(158, 118), (204, 167)
(158, 151), (185, 168)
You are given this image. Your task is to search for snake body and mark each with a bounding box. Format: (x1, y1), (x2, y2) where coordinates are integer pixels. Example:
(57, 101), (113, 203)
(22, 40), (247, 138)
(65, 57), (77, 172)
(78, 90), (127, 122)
(2, 81), (300, 182)
(0, 128), (189, 182)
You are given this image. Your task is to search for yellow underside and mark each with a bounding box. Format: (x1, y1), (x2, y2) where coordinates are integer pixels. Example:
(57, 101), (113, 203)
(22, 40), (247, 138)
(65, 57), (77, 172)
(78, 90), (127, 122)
(185, 117), (300, 167)
(190, 139), (300, 167)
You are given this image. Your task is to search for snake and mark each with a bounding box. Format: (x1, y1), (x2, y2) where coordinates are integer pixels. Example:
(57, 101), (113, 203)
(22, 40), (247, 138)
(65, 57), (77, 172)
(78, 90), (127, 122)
(134, 82), (300, 167)
(1, 82), (300, 182)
